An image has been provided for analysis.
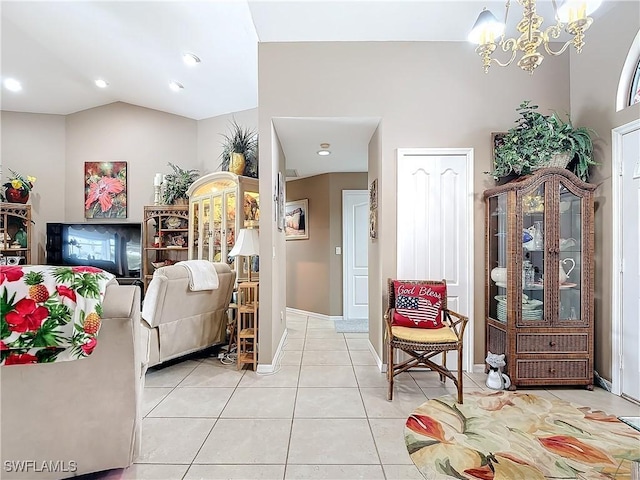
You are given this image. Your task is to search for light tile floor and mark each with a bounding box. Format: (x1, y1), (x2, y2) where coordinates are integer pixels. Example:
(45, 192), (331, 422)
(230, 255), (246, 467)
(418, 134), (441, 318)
(89, 312), (639, 480)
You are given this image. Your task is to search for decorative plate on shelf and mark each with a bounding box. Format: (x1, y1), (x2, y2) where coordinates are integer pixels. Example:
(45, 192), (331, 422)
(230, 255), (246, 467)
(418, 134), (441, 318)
(165, 216), (182, 229)
(560, 283), (577, 289)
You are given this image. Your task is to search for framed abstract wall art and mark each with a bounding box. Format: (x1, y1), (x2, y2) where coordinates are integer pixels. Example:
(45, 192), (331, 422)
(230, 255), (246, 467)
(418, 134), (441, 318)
(84, 161), (127, 219)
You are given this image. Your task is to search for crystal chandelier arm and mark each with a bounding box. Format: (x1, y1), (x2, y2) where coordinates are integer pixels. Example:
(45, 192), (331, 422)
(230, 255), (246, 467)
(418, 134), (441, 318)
(543, 23), (573, 56)
(493, 38), (519, 67)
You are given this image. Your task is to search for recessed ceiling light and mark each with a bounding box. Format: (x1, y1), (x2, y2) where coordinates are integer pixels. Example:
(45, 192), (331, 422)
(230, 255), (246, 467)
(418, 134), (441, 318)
(95, 79), (109, 88)
(169, 81), (184, 92)
(3, 78), (22, 92)
(182, 53), (201, 66)
(317, 142), (331, 156)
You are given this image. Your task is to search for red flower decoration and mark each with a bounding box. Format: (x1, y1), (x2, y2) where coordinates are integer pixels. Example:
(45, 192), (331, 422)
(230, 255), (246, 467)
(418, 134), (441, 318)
(71, 266), (103, 274)
(0, 266), (24, 284)
(0, 341), (8, 351)
(539, 435), (613, 464)
(406, 414), (446, 442)
(81, 337), (98, 355)
(5, 298), (49, 333)
(84, 176), (124, 213)
(56, 285), (77, 302)
(5, 353), (38, 365)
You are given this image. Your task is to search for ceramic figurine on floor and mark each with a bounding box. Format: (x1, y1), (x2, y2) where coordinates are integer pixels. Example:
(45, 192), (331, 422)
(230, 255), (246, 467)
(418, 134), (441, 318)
(485, 351), (511, 390)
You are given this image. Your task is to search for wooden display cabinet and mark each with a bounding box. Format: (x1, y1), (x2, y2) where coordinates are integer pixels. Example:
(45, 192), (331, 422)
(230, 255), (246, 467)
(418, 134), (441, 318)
(142, 205), (189, 291)
(1, 203), (32, 266)
(483, 168), (596, 389)
(237, 281), (259, 370)
(186, 172), (259, 282)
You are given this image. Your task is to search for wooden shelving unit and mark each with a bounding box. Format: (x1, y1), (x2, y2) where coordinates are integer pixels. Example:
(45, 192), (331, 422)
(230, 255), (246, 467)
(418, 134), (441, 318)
(142, 205), (189, 291)
(483, 168), (596, 389)
(1, 203), (32, 265)
(237, 281), (259, 370)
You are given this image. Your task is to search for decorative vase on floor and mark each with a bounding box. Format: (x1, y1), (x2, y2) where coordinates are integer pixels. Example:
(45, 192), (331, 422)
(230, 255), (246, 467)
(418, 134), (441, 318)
(5, 187), (29, 204)
(229, 152), (246, 176)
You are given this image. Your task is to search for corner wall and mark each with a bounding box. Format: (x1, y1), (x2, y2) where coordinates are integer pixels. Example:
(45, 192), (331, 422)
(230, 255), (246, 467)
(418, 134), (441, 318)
(568, 1), (640, 380)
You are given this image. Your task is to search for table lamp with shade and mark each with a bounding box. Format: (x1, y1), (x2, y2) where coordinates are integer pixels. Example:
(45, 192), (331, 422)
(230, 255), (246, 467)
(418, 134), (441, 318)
(228, 228), (259, 282)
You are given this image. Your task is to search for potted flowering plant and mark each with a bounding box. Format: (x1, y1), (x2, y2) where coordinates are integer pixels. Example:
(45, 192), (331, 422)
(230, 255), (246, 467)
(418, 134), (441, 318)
(2, 169), (36, 204)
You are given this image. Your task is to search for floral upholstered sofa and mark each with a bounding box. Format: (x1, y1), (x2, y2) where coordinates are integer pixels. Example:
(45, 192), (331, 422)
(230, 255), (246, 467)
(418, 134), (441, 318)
(1, 265), (146, 479)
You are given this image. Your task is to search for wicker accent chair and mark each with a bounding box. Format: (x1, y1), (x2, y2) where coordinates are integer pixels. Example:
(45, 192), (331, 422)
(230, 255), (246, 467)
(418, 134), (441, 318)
(384, 279), (468, 403)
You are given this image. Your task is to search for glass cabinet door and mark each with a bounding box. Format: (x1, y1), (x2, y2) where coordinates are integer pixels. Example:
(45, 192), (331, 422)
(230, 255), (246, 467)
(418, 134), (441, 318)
(202, 198), (212, 261)
(488, 193), (507, 323)
(521, 183), (546, 324)
(559, 182), (582, 322)
(212, 194), (223, 262)
(225, 191), (236, 266)
(190, 202), (199, 259)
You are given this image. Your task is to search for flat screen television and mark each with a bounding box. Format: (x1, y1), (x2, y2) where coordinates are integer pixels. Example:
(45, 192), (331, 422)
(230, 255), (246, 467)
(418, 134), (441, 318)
(46, 222), (142, 280)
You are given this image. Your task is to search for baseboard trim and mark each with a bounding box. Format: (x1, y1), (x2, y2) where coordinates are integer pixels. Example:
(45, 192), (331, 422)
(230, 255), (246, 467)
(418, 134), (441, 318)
(373, 340), (386, 373)
(473, 363), (486, 374)
(285, 307), (343, 322)
(256, 328), (288, 374)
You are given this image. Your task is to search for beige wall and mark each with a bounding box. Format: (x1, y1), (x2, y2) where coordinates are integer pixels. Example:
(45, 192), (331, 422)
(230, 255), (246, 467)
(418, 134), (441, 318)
(1, 111), (66, 263)
(569, 2), (640, 380)
(197, 108), (258, 175)
(368, 125), (383, 361)
(286, 172), (367, 316)
(258, 40), (571, 363)
(65, 102), (198, 223)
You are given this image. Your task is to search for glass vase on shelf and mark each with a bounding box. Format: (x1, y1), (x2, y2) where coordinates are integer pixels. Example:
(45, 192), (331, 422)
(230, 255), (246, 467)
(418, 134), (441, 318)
(533, 220), (543, 250)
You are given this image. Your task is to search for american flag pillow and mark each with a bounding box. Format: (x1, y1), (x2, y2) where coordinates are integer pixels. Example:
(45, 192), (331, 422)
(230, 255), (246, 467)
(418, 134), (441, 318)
(392, 281), (446, 329)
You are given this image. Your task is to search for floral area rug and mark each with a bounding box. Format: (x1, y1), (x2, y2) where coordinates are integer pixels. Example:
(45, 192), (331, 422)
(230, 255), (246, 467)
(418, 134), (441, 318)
(405, 390), (640, 480)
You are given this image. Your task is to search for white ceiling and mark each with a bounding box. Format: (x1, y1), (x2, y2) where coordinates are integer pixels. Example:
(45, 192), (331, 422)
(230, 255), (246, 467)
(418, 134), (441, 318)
(0, 1), (612, 177)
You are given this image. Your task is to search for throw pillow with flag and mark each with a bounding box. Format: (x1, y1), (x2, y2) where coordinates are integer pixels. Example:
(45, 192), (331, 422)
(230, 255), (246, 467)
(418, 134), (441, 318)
(392, 281), (446, 329)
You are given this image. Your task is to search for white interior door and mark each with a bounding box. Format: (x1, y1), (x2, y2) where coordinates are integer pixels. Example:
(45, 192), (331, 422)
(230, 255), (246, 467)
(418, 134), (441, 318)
(397, 148), (473, 371)
(621, 127), (640, 402)
(343, 190), (369, 320)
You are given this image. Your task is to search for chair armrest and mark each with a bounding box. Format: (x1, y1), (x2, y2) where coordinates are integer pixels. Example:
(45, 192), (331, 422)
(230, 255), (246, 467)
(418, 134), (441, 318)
(444, 309), (468, 341)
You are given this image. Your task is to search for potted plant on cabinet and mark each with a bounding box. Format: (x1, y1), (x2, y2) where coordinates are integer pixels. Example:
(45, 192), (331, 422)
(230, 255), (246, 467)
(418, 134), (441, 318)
(161, 163), (199, 205)
(490, 101), (597, 182)
(219, 119), (258, 178)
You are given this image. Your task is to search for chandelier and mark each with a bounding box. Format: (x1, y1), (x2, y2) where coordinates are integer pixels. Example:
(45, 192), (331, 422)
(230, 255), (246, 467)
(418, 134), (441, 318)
(468, 0), (602, 74)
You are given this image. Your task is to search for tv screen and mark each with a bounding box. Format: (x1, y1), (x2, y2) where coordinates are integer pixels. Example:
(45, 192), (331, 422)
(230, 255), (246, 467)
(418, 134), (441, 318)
(46, 222), (141, 279)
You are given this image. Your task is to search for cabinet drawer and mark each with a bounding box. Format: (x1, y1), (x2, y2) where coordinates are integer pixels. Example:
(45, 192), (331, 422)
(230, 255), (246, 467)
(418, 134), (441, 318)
(517, 334), (588, 354)
(516, 359), (588, 380)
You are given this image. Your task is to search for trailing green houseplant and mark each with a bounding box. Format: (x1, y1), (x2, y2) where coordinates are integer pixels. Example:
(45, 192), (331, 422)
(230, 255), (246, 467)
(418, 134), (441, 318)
(490, 101), (597, 182)
(162, 163), (199, 205)
(219, 119), (258, 178)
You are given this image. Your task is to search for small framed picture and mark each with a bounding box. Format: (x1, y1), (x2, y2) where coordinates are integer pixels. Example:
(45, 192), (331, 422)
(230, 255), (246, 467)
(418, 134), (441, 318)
(285, 199), (309, 240)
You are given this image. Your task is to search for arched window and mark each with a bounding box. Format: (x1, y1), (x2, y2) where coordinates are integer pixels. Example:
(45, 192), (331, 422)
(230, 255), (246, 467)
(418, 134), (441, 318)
(630, 57), (640, 106)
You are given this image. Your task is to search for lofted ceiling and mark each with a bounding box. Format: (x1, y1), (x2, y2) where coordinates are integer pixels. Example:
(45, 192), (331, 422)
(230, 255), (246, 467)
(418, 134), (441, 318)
(0, 1), (605, 177)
